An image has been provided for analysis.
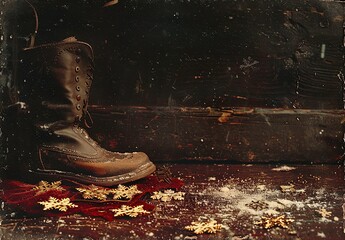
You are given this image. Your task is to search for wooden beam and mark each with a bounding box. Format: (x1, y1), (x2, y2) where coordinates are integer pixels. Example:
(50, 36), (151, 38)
(89, 106), (345, 163)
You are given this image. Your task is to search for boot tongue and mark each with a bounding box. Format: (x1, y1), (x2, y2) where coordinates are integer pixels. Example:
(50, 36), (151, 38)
(61, 36), (78, 42)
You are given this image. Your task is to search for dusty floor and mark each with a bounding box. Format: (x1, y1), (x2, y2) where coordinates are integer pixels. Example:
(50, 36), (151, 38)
(0, 163), (344, 240)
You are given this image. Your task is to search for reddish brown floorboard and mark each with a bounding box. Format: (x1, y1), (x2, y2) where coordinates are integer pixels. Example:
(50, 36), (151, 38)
(0, 163), (344, 240)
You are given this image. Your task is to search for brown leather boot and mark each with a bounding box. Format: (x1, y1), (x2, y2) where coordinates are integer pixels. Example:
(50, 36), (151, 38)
(3, 38), (156, 186)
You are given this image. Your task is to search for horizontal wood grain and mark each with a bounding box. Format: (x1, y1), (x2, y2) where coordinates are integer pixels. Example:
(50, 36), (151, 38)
(89, 106), (345, 163)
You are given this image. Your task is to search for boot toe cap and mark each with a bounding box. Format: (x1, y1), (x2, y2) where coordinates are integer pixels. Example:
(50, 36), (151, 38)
(105, 151), (154, 176)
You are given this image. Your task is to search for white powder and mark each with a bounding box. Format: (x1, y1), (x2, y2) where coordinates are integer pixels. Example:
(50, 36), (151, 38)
(277, 199), (307, 210)
(191, 176), (341, 231)
(271, 165), (296, 171)
(306, 203), (323, 209)
(205, 183), (285, 217)
(256, 185), (266, 191)
(216, 186), (243, 198)
(319, 217), (332, 223)
(317, 232), (326, 238)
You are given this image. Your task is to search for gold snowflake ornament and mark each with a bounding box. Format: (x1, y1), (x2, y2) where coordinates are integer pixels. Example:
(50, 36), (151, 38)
(110, 185), (142, 200)
(111, 205), (150, 217)
(76, 185), (110, 201)
(151, 189), (185, 202)
(254, 215), (294, 229)
(185, 220), (223, 234)
(316, 208), (332, 218)
(280, 184), (295, 193)
(38, 197), (78, 212)
(33, 181), (64, 194)
(76, 184), (141, 201)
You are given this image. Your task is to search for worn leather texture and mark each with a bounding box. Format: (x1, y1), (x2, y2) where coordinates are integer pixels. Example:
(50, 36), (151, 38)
(6, 40), (156, 185)
(18, 40), (94, 124)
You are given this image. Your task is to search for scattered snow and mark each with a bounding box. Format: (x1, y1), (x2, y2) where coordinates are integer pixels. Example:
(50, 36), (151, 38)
(271, 165), (296, 171)
(317, 232), (326, 238)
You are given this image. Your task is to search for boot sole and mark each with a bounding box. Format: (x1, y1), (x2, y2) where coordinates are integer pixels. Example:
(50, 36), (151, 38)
(26, 162), (156, 186)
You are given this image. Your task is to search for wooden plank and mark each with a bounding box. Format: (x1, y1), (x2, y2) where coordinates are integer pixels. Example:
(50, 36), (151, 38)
(0, 164), (344, 239)
(89, 106), (345, 163)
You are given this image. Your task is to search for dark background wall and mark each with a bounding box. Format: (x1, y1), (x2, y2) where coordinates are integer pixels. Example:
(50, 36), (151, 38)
(1, 0), (344, 109)
(0, 0), (344, 163)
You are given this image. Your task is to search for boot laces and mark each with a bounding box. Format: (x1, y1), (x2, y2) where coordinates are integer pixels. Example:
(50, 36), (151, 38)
(76, 125), (98, 146)
(75, 62), (98, 145)
(82, 109), (94, 129)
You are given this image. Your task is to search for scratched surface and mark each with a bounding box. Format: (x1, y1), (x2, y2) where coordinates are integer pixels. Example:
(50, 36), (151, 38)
(88, 106), (345, 163)
(0, 163), (344, 239)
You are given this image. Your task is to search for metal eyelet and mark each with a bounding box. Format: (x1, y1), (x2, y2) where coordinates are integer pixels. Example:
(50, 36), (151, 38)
(76, 56), (81, 63)
(76, 95), (81, 101)
(76, 86), (81, 91)
(76, 104), (81, 110)
(75, 76), (80, 82)
(76, 48), (82, 55)
(75, 66), (80, 72)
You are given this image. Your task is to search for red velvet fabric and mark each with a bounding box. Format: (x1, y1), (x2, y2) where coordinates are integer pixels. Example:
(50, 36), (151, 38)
(0, 176), (184, 221)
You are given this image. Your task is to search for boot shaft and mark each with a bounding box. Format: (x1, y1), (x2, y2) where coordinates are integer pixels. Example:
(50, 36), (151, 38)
(4, 39), (156, 186)
(17, 40), (94, 124)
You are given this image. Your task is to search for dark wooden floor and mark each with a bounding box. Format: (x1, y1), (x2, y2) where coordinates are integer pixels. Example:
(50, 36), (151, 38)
(0, 163), (344, 240)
